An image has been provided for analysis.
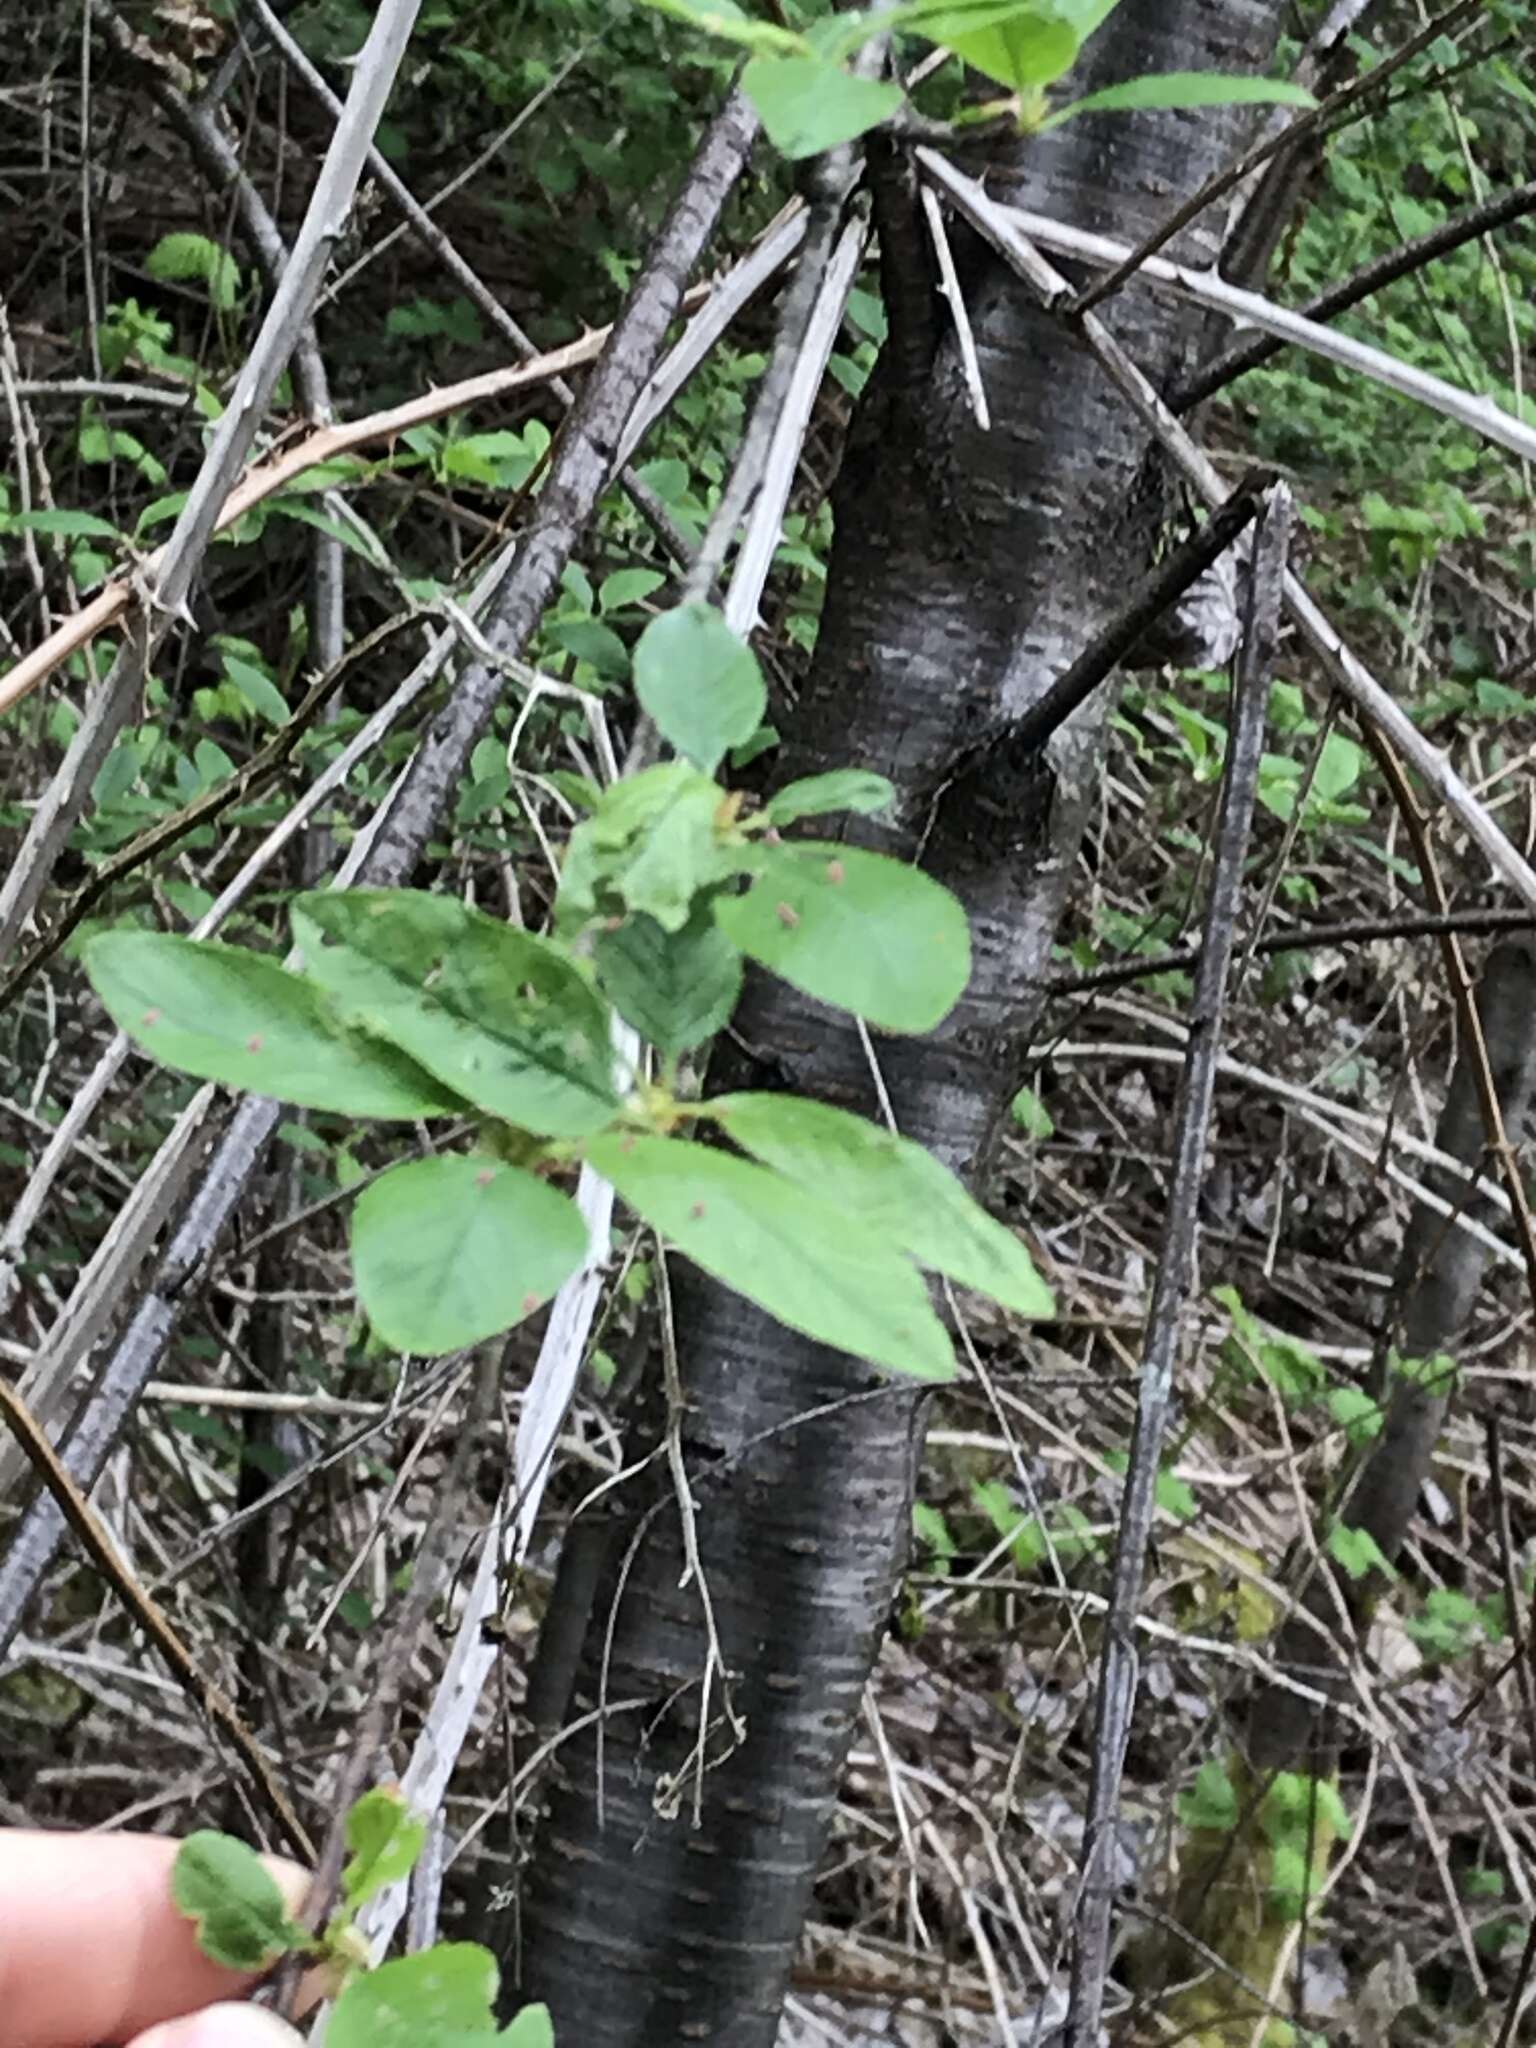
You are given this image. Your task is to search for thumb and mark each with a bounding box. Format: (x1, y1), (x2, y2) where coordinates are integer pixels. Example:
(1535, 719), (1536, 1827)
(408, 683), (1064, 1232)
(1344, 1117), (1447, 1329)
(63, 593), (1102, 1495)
(130, 2004), (303, 2048)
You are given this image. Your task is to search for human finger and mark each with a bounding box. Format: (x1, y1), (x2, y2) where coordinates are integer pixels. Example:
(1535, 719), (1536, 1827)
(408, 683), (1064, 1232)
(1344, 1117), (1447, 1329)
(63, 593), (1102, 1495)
(128, 2003), (303, 2048)
(0, 1829), (309, 2048)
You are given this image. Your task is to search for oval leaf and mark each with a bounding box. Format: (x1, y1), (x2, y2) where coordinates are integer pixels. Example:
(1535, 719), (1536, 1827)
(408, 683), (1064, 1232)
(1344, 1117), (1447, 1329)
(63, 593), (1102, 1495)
(172, 1832), (305, 1973)
(294, 889), (619, 1136)
(709, 1093), (1054, 1318)
(593, 908), (743, 1057)
(1045, 70), (1316, 129)
(84, 930), (461, 1120)
(741, 55), (904, 159)
(329, 1944), (502, 2048)
(559, 763), (750, 935)
(762, 769), (895, 827)
(342, 1787), (427, 1910)
(13, 507), (123, 539)
(351, 1154), (588, 1355)
(714, 843), (970, 1034)
(144, 229), (241, 310)
(942, 16), (1079, 88)
(586, 1133), (955, 1380)
(633, 602), (766, 774)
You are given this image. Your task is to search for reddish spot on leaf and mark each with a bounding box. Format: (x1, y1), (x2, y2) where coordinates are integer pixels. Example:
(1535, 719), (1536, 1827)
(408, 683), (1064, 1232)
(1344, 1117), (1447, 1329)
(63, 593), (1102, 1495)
(774, 902), (800, 928)
(521, 1292), (541, 1315)
(619, 1134), (637, 1152)
(246, 1035), (264, 1054)
(825, 860), (845, 885)
(475, 1168), (496, 1188)
(690, 1202), (707, 1220)
(140, 1008), (162, 1027)
(764, 828), (782, 847)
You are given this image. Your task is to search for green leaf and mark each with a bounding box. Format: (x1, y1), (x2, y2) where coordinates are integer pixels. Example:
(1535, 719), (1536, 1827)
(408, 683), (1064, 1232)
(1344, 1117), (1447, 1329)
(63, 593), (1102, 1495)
(548, 617), (631, 680)
(630, 0), (805, 56)
(714, 842), (970, 1034)
(219, 651), (290, 726)
(93, 741), (142, 806)
(559, 763), (748, 935)
(594, 908), (743, 1057)
(1311, 1778), (1351, 1840)
(171, 1832), (306, 1973)
(1326, 1383), (1382, 1447)
(907, 0), (1118, 39)
(293, 890), (619, 1137)
(11, 507), (122, 539)
(942, 15), (1080, 89)
(1008, 1085), (1054, 1139)
(341, 1787), (428, 1910)
(1178, 1758), (1238, 1833)
(585, 1133), (955, 1380)
(269, 497), (388, 563)
(742, 55), (904, 159)
(496, 2008), (555, 2048)
(1256, 1331), (1326, 1405)
(1388, 1348), (1459, 1392)
(1262, 1771), (1349, 1854)
(351, 1154), (588, 1356)
(913, 1499), (957, 1564)
(600, 567), (667, 612)
(1044, 69), (1315, 130)
(633, 603), (766, 774)
(730, 723), (780, 770)
(1406, 1585), (1491, 1661)
(1267, 1839), (1313, 1922)
(144, 230), (242, 311)
(328, 1944), (502, 2048)
(1327, 1520), (1396, 1583)
(78, 421), (166, 485)
(708, 1093), (1053, 1318)
(83, 931), (462, 1120)
(761, 769), (895, 826)
(1313, 731), (1364, 804)
(1156, 1467), (1198, 1521)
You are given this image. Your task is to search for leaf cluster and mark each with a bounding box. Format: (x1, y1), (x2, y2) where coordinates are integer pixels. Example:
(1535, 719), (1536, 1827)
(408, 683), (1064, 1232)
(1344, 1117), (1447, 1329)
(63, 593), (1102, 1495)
(84, 601), (1052, 1380)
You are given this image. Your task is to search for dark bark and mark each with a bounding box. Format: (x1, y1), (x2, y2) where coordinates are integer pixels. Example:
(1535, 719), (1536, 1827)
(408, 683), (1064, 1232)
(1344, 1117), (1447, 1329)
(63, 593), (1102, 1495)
(513, 8), (1285, 2041)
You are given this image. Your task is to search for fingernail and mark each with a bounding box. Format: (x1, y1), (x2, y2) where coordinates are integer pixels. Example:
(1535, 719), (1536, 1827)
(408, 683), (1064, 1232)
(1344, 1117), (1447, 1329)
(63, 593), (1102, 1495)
(134, 2003), (303, 2048)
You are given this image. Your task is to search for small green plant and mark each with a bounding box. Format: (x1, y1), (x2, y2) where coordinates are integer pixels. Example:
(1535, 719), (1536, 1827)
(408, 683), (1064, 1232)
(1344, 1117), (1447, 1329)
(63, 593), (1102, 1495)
(1177, 1757), (1349, 1925)
(1325, 1519), (1397, 1584)
(1405, 1585), (1505, 1663)
(971, 1478), (1099, 1571)
(1212, 1285), (1329, 1407)
(83, 601), (1054, 1379)
(174, 1791), (552, 2045)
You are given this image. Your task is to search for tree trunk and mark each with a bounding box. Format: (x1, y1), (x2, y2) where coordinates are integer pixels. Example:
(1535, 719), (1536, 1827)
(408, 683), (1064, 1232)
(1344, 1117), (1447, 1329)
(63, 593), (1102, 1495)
(514, 7), (1283, 2039)
(1246, 936), (1536, 1774)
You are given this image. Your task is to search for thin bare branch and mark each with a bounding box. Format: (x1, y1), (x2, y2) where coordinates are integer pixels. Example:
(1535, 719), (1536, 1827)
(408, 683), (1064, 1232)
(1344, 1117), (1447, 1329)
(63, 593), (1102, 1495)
(1177, 172), (1536, 410)
(1066, 486), (1291, 2048)
(993, 201), (1536, 469)
(916, 150), (1536, 921)
(1067, 0), (1482, 316)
